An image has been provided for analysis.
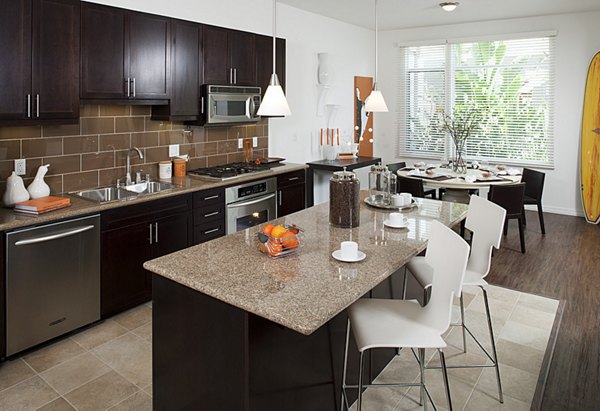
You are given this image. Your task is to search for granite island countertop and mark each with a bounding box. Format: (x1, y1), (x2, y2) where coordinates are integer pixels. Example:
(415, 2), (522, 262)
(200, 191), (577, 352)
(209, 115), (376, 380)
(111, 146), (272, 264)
(0, 163), (306, 232)
(144, 192), (468, 335)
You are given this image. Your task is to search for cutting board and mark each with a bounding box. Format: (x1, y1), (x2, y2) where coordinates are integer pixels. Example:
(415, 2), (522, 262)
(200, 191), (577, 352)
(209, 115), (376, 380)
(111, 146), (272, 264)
(581, 51), (600, 223)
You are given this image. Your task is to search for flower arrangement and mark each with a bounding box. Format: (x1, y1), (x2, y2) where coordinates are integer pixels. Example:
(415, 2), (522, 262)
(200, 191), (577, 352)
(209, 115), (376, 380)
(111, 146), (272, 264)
(439, 104), (483, 173)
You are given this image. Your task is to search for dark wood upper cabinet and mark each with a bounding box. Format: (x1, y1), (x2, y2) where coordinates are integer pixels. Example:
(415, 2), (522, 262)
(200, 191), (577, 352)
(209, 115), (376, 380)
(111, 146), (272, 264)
(80, 2), (169, 103)
(152, 19), (200, 121)
(203, 26), (256, 86)
(0, 0), (79, 124)
(256, 34), (286, 97)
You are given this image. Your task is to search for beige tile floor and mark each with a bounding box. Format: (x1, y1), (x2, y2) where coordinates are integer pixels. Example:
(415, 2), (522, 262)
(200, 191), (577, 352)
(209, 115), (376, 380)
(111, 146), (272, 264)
(350, 284), (559, 410)
(0, 285), (558, 411)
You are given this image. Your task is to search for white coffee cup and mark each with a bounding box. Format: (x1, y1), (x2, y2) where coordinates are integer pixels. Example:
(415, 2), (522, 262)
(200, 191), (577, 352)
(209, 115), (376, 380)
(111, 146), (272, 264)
(388, 212), (408, 226)
(340, 241), (359, 260)
(400, 192), (412, 205)
(391, 194), (404, 206)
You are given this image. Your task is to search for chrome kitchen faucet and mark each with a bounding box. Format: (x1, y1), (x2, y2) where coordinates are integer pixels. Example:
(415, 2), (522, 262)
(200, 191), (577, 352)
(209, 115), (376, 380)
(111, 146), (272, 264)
(126, 147), (144, 185)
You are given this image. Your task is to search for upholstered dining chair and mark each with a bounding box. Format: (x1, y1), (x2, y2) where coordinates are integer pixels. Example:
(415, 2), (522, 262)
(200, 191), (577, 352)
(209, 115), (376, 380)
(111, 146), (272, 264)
(521, 168), (546, 234)
(397, 175), (437, 199)
(341, 220), (470, 411)
(488, 183), (526, 253)
(406, 195), (507, 404)
(385, 162), (406, 175)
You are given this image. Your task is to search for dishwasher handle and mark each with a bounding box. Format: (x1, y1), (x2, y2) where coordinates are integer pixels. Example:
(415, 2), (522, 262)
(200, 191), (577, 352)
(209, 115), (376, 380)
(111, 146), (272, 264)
(14, 225), (96, 246)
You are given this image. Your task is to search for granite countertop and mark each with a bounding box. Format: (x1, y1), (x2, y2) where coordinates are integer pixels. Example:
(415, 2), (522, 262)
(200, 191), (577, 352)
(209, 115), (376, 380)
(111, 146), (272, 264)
(0, 163), (307, 232)
(144, 192), (468, 335)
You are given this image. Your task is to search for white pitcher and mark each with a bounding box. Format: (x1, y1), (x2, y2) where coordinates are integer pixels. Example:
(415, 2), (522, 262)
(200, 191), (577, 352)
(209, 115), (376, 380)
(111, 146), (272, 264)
(3, 171), (30, 207)
(27, 164), (50, 199)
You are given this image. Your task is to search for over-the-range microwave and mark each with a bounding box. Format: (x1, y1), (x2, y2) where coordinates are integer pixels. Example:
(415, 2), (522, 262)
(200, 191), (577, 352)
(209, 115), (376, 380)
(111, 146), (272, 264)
(201, 85), (261, 126)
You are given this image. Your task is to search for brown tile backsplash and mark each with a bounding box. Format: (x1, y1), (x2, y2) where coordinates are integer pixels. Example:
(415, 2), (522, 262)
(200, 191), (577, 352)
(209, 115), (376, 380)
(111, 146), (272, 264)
(0, 105), (268, 198)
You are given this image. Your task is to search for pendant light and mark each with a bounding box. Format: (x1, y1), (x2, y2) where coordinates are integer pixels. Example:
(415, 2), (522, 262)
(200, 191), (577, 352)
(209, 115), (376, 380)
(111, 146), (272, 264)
(364, 0), (388, 113)
(439, 2), (459, 12)
(257, 0), (291, 116)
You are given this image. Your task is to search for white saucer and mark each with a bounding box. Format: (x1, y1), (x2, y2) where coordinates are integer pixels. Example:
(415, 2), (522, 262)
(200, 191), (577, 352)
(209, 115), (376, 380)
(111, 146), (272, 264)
(332, 250), (366, 263)
(383, 219), (408, 229)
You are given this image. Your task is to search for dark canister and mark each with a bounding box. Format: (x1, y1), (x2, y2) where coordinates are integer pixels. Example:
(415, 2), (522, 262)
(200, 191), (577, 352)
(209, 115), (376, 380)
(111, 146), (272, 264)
(329, 167), (360, 227)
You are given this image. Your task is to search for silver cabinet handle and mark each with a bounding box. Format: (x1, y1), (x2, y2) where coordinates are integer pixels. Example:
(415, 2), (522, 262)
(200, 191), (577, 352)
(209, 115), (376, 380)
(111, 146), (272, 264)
(288, 177), (300, 181)
(15, 225), (95, 246)
(229, 68), (233, 84)
(132, 77), (136, 97)
(126, 78), (131, 97)
(278, 190), (282, 206)
(228, 193), (275, 208)
(35, 94), (40, 117)
(203, 195), (220, 201)
(204, 211), (220, 218)
(204, 228), (220, 235)
(201, 96), (205, 115)
(154, 222), (158, 243)
(148, 223), (153, 244)
(234, 68), (237, 84)
(26, 94), (31, 118)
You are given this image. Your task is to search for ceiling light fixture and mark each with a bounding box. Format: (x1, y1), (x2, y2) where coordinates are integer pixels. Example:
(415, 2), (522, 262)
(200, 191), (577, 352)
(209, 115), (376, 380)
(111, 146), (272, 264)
(439, 2), (459, 12)
(257, 0), (291, 117)
(364, 0), (388, 113)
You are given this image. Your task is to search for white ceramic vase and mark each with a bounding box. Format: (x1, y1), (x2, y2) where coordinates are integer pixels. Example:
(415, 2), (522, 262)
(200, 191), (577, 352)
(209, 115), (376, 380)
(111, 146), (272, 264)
(27, 164), (50, 199)
(4, 171), (30, 207)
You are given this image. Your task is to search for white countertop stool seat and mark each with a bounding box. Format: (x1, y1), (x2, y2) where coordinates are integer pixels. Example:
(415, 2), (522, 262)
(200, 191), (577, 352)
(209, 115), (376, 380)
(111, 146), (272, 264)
(406, 195), (507, 404)
(341, 221), (470, 411)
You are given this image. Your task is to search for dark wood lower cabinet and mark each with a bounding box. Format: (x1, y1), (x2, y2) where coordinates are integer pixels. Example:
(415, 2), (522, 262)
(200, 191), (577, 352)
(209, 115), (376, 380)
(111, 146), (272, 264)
(152, 272), (404, 410)
(101, 195), (192, 317)
(0, 233), (5, 359)
(277, 170), (306, 218)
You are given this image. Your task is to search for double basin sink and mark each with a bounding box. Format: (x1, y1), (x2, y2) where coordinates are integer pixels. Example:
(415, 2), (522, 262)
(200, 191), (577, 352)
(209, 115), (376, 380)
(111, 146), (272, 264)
(71, 181), (178, 203)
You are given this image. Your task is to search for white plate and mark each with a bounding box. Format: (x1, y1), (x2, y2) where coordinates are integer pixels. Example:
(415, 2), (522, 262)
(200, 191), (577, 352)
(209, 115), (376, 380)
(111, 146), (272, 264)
(332, 250), (366, 263)
(383, 219), (408, 229)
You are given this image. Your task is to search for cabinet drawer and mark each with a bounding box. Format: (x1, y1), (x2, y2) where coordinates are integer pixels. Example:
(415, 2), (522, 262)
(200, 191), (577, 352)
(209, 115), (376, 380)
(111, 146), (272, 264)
(194, 203), (225, 225)
(193, 221), (225, 244)
(193, 187), (225, 206)
(277, 170), (306, 189)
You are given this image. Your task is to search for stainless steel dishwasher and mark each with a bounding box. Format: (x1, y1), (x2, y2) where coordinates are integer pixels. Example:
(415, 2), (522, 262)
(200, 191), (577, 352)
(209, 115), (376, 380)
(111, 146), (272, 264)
(5, 214), (100, 356)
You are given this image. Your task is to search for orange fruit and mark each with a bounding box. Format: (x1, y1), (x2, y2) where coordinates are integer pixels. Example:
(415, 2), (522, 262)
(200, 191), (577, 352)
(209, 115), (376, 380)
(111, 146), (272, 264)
(268, 239), (283, 256)
(280, 232), (299, 249)
(270, 225), (287, 238)
(262, 224), (275, 236)
(289, 226), (299, 234)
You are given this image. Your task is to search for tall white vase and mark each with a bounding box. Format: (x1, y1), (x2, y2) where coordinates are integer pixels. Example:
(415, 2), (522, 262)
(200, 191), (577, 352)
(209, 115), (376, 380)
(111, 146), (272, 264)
(27, 164), (50, 199)
(3, 171), (30, 207)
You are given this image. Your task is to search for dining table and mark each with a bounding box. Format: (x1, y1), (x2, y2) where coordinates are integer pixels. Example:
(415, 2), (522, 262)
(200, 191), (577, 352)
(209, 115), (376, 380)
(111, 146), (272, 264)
(144, 191), (468, 410)
(397, 165), (522, 202)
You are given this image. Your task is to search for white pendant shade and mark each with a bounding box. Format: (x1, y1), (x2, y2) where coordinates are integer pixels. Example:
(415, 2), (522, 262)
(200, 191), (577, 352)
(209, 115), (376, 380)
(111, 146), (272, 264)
(257, 74), (291, 116)
(365, 89), (388, 112)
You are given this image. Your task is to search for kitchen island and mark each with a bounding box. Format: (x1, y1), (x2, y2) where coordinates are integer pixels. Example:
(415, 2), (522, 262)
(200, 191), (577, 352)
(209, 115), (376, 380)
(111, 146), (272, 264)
(144, 193), (467, 410)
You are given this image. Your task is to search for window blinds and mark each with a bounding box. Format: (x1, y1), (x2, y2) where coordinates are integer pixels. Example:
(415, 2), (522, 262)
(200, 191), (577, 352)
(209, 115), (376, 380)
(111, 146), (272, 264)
(397, 36), (555, 167)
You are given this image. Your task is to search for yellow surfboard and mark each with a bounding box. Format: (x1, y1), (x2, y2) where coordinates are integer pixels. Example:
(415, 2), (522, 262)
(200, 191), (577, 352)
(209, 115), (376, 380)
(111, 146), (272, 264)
(581, 51), (600, 224)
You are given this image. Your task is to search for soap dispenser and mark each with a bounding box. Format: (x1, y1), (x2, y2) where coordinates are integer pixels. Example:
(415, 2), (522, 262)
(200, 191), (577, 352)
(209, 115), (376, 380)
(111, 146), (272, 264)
(3, 171), (30, 207)
(27, 164), (50, 199)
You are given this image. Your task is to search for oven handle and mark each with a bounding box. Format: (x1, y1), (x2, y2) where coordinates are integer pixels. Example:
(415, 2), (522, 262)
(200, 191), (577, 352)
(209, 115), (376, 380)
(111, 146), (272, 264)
(228, 193), (275, 208)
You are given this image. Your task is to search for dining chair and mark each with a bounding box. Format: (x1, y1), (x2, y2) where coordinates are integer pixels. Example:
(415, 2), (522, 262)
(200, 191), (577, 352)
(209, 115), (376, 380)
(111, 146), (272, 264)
(406, 195), (506, 404)
(397, 175), (437, 199)
(521, 168), (546, 234)
(488, 183), (526, 253)
(341, 220), (470, 411)
(385, 161), (406, 175)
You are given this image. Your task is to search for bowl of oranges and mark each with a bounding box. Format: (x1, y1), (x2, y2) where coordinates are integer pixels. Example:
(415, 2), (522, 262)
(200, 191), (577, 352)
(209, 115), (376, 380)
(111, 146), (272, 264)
(258, 223), (304, 258)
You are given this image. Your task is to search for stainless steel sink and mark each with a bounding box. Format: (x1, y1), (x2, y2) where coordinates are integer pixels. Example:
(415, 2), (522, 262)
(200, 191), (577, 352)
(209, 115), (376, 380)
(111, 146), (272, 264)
(70, 181), (178, 203)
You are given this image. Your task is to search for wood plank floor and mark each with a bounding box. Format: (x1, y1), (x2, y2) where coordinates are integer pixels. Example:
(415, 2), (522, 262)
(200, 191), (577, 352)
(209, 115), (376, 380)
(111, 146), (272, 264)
(486, 210), (600, 410)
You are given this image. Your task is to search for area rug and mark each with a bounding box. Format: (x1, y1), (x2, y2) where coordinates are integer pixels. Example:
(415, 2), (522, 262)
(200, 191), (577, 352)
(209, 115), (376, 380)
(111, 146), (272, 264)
(349, 285), (561, 411)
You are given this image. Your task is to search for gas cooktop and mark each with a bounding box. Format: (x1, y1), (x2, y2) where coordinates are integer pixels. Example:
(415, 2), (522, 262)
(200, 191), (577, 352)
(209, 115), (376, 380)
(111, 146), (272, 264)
(188, 162), (272, 181)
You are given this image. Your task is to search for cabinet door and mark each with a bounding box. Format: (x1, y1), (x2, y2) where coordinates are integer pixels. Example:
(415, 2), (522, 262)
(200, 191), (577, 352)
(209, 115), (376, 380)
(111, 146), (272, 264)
(203, 26), (229, 85)
(32, 0), (79, 120)
(80, 3), (126, 99)
(0, 0), (31, 120)
(229, 31), (255, 86)
(152, 211), (191, 258)
(256, 35), (285, 97)
(127, 12), (170, 99)
(101, 221), (152, 317)
(278, 184), (305, 218)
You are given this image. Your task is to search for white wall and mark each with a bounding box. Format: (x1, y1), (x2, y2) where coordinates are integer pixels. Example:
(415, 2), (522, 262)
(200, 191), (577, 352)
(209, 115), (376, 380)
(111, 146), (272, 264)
(87, 0), (374, 204)
(376, 11), (600, 217)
